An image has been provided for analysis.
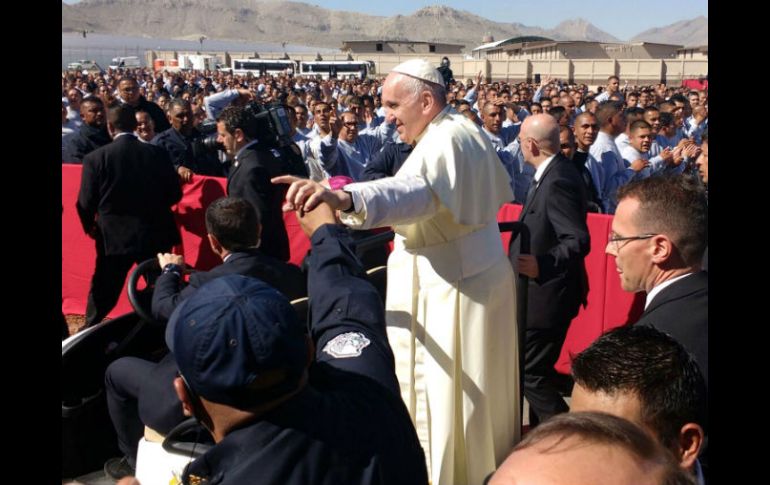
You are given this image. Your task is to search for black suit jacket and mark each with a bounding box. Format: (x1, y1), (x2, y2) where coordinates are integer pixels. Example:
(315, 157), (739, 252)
(66, 123), (112, 163)
(636, 271), (708, 388)
(77, 134), (182, 255)
(360, 142), (412, 181)
(510, 154), (590, 329)
(227, 145), (294, 262)
(152, 249), (307, 320)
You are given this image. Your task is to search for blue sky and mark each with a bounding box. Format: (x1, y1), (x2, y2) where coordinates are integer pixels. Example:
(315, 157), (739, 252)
(62, 0), (708, 40)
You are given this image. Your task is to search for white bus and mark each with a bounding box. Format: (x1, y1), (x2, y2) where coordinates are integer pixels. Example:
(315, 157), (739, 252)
(298, 60), (375, 80)
(231, 58), (298, 76)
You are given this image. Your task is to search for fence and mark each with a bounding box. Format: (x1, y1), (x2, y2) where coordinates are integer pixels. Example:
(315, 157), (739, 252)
(62, 46), (146, 69)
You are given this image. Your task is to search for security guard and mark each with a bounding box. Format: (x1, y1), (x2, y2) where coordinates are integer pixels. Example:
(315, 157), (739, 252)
(167, 201), (428, 484)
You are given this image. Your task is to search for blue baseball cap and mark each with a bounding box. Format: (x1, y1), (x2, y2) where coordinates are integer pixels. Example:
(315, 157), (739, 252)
(166, 274), (307, 407)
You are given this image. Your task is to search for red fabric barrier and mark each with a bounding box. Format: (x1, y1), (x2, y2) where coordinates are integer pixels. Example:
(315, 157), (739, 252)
(63, 166), (312, 318)
(63, 167), (641, 371)
(61, 165), (128, 316)
(495, 204), (641, 374)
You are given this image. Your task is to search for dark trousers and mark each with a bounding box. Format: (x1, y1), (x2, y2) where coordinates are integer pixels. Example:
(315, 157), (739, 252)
(105, 357), (155, 467)
(105, 354), (185, 465)
(523, 326), (570, 426)
(85, 244), (159, 326)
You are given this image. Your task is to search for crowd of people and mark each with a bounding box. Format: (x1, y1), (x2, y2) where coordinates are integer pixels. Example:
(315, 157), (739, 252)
(62, 58), (708, 485)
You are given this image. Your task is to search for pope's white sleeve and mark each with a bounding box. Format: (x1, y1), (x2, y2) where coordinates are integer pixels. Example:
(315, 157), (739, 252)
(338, 174), (438, 229)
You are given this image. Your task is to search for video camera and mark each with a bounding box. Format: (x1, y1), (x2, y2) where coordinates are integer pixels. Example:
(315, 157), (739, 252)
(193, 101), (308, 178)
(243, 101), (293, 149)
(196, 102), (293, 153)
(243, 101), (307, 177)
(195, 120), (224, 153)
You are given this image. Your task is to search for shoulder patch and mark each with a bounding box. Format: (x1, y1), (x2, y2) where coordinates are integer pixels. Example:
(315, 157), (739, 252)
(323, 332), (371, 359)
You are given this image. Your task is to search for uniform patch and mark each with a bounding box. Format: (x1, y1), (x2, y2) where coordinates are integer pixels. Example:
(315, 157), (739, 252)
(323, 332), (371, 359)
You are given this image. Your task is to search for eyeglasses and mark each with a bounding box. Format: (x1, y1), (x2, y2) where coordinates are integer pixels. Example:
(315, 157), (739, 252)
(342, 121), (357, 127)
(607, 232), (657, 252)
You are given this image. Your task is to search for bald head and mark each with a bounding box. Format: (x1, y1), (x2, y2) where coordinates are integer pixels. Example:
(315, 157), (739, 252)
(519, 114), (560, 166)
(522, 114), (560, 150)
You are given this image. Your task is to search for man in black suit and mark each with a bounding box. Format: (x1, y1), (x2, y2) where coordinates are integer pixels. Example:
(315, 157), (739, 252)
(65, 96), (112, 163)
(510, 113), (590, 425)
(77, 104), (181, 327)
(608, 175), (708, 388)
(103, 196), (307, 480)
(217, 105), (303, 262)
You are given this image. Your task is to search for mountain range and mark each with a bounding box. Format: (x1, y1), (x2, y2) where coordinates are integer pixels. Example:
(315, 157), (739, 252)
(62, 1), (708, 50)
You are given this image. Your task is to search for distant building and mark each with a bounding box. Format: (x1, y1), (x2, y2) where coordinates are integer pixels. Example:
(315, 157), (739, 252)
(473, 37), (682, 60)
(471, 36), (554, 60)
(341, 40), (465, 55)
(676, 45), (708, 60)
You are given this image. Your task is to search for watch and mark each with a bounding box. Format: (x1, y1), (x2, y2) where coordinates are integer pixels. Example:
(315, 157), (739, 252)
(162, 263), (183, 277)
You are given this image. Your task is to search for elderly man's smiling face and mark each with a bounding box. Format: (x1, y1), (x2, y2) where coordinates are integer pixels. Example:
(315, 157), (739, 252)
(382, 72), (434, 145)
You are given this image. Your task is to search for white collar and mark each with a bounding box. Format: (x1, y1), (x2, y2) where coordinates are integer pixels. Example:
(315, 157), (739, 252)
(533, 154), (557, 184)
(645, 272), (694, 309)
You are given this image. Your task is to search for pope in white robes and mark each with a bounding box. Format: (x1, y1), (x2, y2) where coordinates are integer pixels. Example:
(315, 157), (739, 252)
(274, 59), (520, 485)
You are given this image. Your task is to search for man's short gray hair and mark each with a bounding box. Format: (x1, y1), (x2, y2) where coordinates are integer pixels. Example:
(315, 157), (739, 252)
(400, 75), (447, 106)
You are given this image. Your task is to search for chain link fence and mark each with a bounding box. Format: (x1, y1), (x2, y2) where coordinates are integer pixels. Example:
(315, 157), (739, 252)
(62, 46), (146, 70)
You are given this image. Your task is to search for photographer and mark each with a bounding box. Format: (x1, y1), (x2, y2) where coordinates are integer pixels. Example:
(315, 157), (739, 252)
(153, 98), (227, 182)
(217, 104), (306, 262)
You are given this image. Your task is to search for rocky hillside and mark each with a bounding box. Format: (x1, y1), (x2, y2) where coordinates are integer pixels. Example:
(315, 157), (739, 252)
(63, 1), (621, 50)
(631, 16), (708, 47)
(62, 1), (705, 50)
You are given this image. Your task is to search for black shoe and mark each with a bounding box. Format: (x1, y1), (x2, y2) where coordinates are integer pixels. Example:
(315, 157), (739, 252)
(104, 456), (135, 481)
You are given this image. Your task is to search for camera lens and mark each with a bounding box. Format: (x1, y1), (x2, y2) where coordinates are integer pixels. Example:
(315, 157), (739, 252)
(201, 134), (224, 152)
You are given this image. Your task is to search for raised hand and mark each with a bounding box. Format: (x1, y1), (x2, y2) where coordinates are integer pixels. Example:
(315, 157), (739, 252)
(271, 175), (352, 214)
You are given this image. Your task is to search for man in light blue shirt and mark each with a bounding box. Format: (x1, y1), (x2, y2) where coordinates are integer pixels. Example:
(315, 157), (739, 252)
(594, 75), (623, 104)
(588, 101), (642, 213)
(316, 111), (396, 181)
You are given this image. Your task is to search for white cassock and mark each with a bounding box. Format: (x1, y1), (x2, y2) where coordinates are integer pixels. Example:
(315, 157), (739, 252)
(340, 105), (520, 485)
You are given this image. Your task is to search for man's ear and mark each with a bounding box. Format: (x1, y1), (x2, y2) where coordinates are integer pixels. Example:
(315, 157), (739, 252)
(421, 91), (433, 113)
(207, 233), (223, 254)
(650, 234), (673, 264)
(234, 127), (245, 144)
(173, 377), (194, 417)
(677, 422), (704, 470)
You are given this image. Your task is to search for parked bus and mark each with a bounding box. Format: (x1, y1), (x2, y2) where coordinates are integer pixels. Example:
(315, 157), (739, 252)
(231, 58), (298, 76)
(298, 60), (375, 80)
